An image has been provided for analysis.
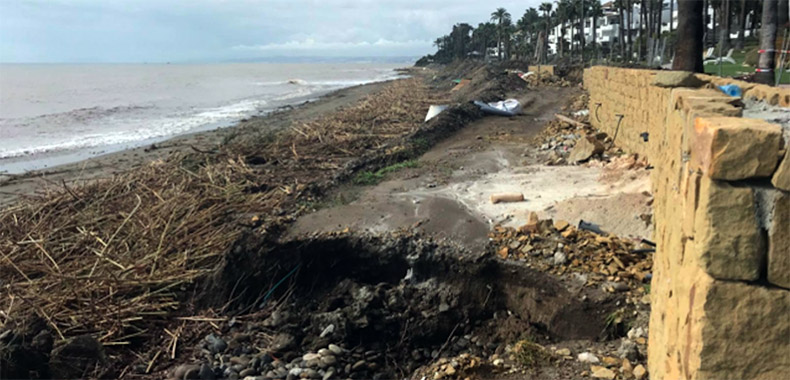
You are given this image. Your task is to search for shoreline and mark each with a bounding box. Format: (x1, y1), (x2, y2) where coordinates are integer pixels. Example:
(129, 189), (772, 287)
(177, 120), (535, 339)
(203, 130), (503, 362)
(0, 79), (395, 206)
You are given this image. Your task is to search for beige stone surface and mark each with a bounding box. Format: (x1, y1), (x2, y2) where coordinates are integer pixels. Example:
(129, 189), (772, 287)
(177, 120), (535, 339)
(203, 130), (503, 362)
(692, 117), (783, 180)
(768, 192), (790, 288)
(694, 177), (763, 280)
(773, 150), (790, 191)
(699, 281), (790, 380)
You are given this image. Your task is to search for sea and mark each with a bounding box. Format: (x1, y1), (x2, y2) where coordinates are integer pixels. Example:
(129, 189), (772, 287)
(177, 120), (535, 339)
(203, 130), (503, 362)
(0, 62), (407, 174)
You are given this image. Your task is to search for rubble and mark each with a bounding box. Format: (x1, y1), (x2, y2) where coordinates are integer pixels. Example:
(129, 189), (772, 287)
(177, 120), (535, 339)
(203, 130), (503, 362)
(489, 215), (653, 293)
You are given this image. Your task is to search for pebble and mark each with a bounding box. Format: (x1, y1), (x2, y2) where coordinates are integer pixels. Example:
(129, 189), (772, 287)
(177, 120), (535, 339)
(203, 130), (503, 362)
(553, 251), (567, 265)
(239, 368), (256, 377)
(328, 344), (344, 355)
(633, 364), (647, 379)
(492, 358), (504, 366)
(590, 365), (616, 379)
(199, 363), (216, 380)
(172, 364), (201, 380)
(351, 360), (366, 371)
(288, 367), (303, 376)
(205, 334), (228, 354)
(617, 339), (640, 361)
(318, 348), (332, 357)
(320, 355), (337, 366)
(555, 348), (571, 356)
(578, 352), (600, 363)
(300, 369), (318, 378)
(322, 368), (334, 380)
(303, 353), (320, 362)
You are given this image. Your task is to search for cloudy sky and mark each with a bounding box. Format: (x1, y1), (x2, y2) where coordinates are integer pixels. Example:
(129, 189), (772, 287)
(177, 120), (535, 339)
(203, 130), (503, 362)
(0, 0), (544, 63)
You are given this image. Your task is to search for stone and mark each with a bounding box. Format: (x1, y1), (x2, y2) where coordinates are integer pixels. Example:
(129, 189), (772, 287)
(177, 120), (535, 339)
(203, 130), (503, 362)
(553, 251), (567, 266)
(633, 364), (647, 380)
(239, 368), (256, 377)
(444, 365), (456, 375)
(520, 211), (540, 233)
(692, 117), (783, 180)
(302, 353), (320, 362)
(270, 333), (295, 352)
(554, 219), (570, 232)
(617, 340), (640, 362)
(620, 359), (633, 376)
(651, 71), (706, 88)
(318, 348), (332, 357)
(320, 355), (337, 366)
(768, 192), (790, 288)
(601, 356), (620, 367)
(199, 364), (216, 380)
(328, 344), (344, 355)
(568, 135), (604, 163)
(591, 365), (616, 379)
(205, 334), (228, 354)
(351, 360), (366, 371)
(577, 352), (600, 363)
(694, 177), (763, 280)
(772, 149), (790, 190)
(555, 348), (571, 356)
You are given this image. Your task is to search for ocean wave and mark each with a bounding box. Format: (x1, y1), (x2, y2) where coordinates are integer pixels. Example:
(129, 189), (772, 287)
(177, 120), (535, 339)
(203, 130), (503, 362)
(0, 99), (268, 159)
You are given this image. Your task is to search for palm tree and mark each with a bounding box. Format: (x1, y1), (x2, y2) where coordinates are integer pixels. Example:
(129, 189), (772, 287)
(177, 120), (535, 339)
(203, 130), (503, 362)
(473, 22), (497, 58)
(539, 2), (553, 60)
(491, 8), (512, 60)
(590, 0), (604, 59)
(756, 0), (777, 84)
(673, 0), (704, 72)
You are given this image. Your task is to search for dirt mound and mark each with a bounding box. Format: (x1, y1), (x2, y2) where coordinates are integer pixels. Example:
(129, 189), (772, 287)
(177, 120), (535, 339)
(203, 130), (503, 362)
(145, 231), (621, 379)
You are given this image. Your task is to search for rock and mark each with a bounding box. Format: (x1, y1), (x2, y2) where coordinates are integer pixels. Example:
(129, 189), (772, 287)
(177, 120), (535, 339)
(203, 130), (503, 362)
(651, 71), (706, 88)
(694, 177), (763, 280)
(617, 340), (640, 361)
(322, 368), (335, 380)
(319, 324), (335, 338)
(320, 355), (337, 366)
(520, 211), (540, 233)
(773, 149), (790, 190)
(351, 360), (366, 371)
(627, 327), (646, 340)
(601, 356), (620, 367)
(553, 251), (567, 266)
(205, 334), (228, 354)
(288, 367), (303, 376)
(591, 365), (616, 379)
(445, 365), (456, 375)
(554, 220), (570, 232)
(317, 348), (332, 357)
(568, 135), (604, 163)
(692, 117), (783, 180)
(49, 335), (107, 380)
(300, 368), (318, 378)
(620, 359), (633, 376)
(555, 348), (571, 356)
(767, 192), (790, 288)
(239, 368), (256, 377)
(270, 333), (295, 352)
(577, 352), (600, 363)
(243, 377), (263, 380)
(492, 358), (504, 366)
(302, 353), (320, 362)
(199, 363), (217, 380)
(612, 282), (629, 292)
(328, 344), (344, 355)
(633, 364), (647, 379)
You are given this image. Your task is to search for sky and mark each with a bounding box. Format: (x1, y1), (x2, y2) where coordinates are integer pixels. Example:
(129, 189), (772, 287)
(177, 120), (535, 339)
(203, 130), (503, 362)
(0, 0), (544, 63)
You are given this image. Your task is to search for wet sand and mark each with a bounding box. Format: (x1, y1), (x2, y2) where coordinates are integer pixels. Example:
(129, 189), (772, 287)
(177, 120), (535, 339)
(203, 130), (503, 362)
(0, 80), (391, 206)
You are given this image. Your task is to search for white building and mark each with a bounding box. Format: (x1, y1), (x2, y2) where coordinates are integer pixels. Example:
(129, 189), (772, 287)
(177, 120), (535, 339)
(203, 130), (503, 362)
(547, 1), (677, 55)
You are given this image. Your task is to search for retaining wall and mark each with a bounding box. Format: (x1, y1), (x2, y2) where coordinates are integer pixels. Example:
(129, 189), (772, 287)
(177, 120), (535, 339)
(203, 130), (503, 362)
(584, 67), (790, 380)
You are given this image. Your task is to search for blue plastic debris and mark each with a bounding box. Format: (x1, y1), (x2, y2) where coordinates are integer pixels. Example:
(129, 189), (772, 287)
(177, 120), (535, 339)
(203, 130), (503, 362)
(718, 84), (742, 97)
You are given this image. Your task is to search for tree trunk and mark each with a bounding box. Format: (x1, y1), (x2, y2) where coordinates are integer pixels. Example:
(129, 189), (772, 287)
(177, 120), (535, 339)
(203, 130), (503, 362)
(756, 0), (778, 84)
(736, 0), (747, 49)
(673, 0), (704, 72)
(719, 0), (731, 52)
(780, 0), (789, 29)
(626, 0), (633, 59)
(619, 2), (627, 58)
(670, 0), (674, 33)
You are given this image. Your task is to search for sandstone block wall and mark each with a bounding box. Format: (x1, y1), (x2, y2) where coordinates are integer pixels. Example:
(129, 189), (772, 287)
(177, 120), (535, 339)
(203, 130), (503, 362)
(584, 67), (790, 380)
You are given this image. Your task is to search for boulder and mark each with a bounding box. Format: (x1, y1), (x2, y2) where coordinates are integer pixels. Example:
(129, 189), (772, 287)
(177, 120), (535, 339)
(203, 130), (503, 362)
(568, 135), (604, 163)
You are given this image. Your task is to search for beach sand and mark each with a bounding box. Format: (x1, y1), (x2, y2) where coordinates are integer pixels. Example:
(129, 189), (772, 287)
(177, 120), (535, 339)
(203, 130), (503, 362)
(0, 80), (390, 206)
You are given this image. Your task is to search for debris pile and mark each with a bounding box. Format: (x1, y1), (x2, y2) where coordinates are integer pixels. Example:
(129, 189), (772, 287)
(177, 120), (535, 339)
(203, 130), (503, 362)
(489, 213), (653, 293)
(506, 70), (572, 88)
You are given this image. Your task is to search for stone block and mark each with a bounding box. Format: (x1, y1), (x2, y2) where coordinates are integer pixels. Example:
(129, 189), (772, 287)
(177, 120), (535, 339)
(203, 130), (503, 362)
(694, 177), (763, 280)
(773, 150), (790, 191)
(768, 192), (790, 288)
(692, 117), (783, 180)
(698, 281), (790, 380)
